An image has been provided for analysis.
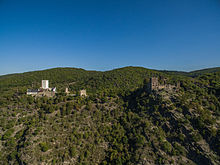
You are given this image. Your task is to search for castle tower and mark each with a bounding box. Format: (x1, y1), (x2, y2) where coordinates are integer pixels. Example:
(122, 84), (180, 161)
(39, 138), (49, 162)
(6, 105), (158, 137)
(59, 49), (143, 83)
(150, 77), (159, 91)
(176, 82), (180, 89)
(65, 87), (69, 94)
(42, 80), (49, 89)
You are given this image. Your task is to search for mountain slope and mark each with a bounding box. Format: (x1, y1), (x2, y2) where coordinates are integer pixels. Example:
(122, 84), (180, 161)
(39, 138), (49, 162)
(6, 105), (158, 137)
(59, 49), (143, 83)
(0, 66), (219, 164)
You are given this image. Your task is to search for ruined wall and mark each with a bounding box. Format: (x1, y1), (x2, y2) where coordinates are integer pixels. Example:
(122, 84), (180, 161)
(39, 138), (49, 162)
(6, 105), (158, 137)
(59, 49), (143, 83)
(148, 77), (180, 92)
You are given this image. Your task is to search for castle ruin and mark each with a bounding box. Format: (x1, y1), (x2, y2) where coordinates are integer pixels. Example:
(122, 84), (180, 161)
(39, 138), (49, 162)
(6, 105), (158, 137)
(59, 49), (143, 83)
(148, 77), (180, 92)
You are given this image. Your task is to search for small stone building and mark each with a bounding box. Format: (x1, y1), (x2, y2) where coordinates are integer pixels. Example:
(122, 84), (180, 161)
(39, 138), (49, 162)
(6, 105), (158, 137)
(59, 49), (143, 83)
(27, 89), (39, 96)
(80, 89), (87, 97)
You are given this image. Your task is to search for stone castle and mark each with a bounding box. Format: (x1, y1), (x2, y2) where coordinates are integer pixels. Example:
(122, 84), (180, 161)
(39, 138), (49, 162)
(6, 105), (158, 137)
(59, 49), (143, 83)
(148, 77), (180, 92)
(27, 80), (88, 97)
(27, 80), (56, 97)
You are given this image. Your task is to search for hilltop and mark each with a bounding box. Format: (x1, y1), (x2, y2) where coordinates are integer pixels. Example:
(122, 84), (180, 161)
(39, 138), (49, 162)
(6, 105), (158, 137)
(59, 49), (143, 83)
(0, 66), (219, 164)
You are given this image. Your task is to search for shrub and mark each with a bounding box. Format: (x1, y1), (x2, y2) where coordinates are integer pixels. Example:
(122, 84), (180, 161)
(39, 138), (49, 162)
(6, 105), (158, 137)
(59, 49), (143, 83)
(161, 141), (172, 154)
(178, 133), (185, 142)
(173, 142), (186, 156)
(69, 146), (77, 157)
(39, 142), (49, 152)
(2, 128), (14, 140)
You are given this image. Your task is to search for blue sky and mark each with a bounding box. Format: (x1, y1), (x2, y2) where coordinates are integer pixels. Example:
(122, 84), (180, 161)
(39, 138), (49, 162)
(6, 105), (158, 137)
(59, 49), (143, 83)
(0, 0), (220, 75)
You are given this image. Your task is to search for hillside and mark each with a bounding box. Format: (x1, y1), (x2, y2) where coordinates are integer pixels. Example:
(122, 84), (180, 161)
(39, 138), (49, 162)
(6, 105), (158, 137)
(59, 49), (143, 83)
(189, 67), (220, 77)
(0, 66), (219, 165)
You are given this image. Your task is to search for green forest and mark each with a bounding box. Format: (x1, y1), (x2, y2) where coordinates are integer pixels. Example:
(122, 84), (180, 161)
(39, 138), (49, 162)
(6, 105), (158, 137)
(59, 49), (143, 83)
(0, 66), (219, 165)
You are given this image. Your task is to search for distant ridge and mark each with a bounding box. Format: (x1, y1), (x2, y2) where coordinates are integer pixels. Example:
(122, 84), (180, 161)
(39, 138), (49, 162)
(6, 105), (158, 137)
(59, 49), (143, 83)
(0, 66), (220, 78)
(189, 67), (220, 76)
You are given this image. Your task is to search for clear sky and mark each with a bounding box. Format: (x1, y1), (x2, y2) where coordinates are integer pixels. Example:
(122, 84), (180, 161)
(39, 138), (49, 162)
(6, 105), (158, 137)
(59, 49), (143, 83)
(0, 0), (220, 75)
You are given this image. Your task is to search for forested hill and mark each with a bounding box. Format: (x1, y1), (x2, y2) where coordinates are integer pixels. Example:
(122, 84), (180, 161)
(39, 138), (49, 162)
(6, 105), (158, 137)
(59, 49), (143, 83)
(1, 66), (219, 93)
(189, 67), (220, 77)
(0, 66), (219, 164)
(0, 67), (161, 95)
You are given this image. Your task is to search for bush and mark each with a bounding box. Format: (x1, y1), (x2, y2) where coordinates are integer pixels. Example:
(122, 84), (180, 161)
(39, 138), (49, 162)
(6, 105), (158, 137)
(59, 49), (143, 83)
(39, 142), (49, 152)
(161, 141), (172, 154)
(69, 146), (77, 157)
(173, 142), (186, 156)
(7, 151), (18, 161)
(2, 128), (14, 140)
(178, 133), (185, 142)
(191, 132), (202, 142)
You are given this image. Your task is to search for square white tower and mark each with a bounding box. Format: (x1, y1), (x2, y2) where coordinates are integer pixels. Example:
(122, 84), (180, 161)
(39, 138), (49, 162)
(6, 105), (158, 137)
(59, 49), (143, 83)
(42, 80), (49, 89)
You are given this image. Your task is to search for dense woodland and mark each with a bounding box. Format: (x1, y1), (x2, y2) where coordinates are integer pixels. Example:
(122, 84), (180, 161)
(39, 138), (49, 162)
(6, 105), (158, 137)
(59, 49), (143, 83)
(0, 66), (219, 165)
